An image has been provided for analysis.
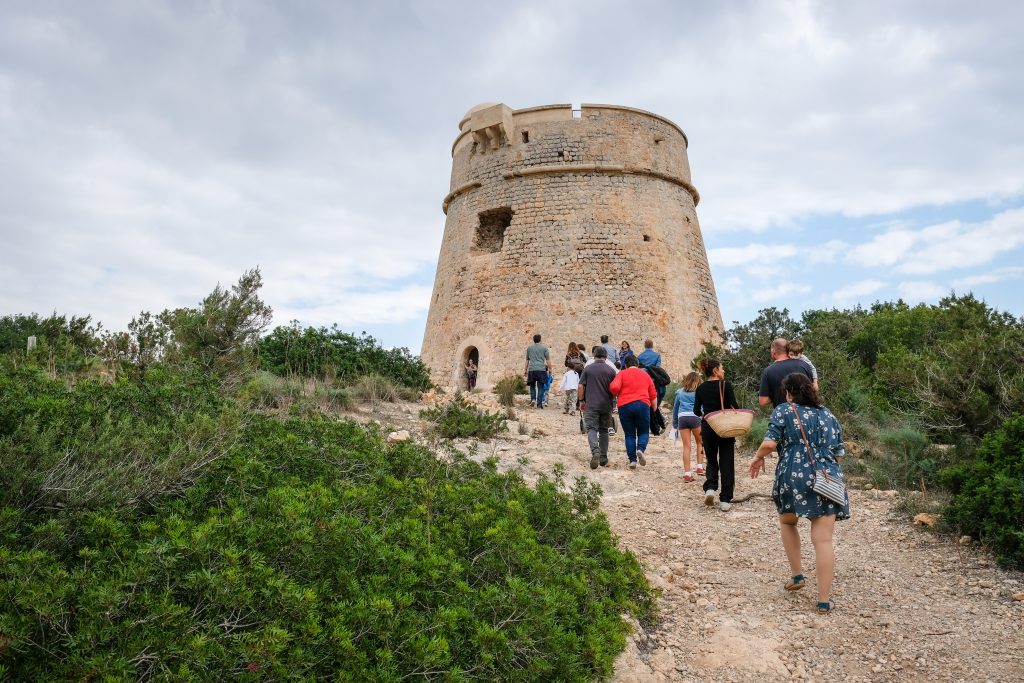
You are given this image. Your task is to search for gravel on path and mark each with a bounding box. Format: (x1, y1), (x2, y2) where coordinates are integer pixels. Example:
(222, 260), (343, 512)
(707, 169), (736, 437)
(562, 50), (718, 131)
(369, 396), (1024, 683)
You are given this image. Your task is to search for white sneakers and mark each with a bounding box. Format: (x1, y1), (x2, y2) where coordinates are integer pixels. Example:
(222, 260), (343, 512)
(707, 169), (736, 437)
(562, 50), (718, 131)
(637, 450), (646, 466)
(703, 490), (731, 511)
(629, 461), (637, 470)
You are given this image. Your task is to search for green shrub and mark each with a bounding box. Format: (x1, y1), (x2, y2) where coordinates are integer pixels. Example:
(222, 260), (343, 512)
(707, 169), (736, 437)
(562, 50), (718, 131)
(243, 370), (305, 409)
(258, 324), (432, 390)
(494, 374), (527, 407)
(742, 415), (770, 449)
(396, 385), (422, 402)
(351, 373), (402, 404)
(940, 414), (1024, 568)
(242, 371), (354, 414)
(421, 393), (507, 439)
(0, 415), (653, 680)
(877, 426), (932, 489)
(0, 362), (238, 513)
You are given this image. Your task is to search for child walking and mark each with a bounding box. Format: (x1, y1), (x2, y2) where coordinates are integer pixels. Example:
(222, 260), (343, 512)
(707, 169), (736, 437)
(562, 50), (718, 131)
(559, 364), (581, 415)
(672, 371), (705, 482)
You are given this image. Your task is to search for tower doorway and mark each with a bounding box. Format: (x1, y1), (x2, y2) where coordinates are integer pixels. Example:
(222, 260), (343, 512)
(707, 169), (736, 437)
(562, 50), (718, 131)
(463, 346), (479, 390)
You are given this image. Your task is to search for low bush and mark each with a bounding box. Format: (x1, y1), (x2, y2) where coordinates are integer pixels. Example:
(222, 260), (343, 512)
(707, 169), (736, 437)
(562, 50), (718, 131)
(258, 324), (432, 391)
(396, 385), (423, 402)
(940, 414), (1024, 568)
(351, 373), (401, 404)
(0, 415), (653, 680)
(0, 362), (238, 513)
(243, 371), (354, 414)
(494, 374), (527, 407)
(243, 370), (305, 410)
(742, 415), (770, 449)
(421, 393), (507, 439)
(876, 426), (934, 489)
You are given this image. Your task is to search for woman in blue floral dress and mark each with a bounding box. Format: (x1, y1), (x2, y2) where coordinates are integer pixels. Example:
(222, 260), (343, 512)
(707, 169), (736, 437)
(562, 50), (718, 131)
(749, 373), (850, 613)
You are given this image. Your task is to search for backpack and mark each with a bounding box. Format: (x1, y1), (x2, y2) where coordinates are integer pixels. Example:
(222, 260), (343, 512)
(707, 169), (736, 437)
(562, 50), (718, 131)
(643, 363), (671, 388)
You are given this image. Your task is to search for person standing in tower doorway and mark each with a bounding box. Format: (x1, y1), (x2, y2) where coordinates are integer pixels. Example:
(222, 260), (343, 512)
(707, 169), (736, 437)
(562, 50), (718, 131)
(524, 334), (552, 408)
(637, 338), (666, 408)
(694, 359), (740, 511)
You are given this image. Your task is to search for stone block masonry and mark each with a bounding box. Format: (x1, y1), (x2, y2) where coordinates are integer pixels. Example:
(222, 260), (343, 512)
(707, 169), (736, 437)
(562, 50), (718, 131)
(422, 103), (724, 389)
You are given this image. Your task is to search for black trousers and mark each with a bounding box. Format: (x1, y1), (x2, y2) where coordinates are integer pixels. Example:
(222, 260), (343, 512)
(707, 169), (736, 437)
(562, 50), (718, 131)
(701, 422), (736, 503)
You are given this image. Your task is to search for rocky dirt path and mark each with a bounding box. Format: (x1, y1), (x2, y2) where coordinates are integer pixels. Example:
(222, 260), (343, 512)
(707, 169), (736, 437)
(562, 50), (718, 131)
(372, 398), (1024, 682)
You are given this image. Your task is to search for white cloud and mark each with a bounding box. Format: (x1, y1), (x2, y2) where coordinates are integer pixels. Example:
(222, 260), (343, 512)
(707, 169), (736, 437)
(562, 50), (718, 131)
(826, 278), (887, 306)
(749, 283), (813, 304)
(845, 208), (1024, 274)
(1, 0), (1024, 342)
(952, 266), (1024, 288)
(900, 209), (1024, 274)
(709, 239), (847, 269)
(708, 243), (797, 268)
(276, 285), (434, 328)
(898, 280), (946, 303)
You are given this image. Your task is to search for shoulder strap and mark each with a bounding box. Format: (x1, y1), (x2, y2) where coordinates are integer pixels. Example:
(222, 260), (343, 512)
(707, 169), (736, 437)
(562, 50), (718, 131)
(718, 380), (725, 410)
(788, 402), (817, 469)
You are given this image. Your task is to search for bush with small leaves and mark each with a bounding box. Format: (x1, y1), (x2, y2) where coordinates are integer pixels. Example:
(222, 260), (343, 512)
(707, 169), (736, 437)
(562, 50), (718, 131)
(0, 411), (653, 680)
(420, 393), (508, 439)
(351, 373), (401, 404)
(940, 414), (1024, 568)
(494, 374), (528, 407)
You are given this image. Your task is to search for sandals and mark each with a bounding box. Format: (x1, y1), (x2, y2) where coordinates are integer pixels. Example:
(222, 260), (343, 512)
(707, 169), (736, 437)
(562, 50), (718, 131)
(816, 601), (833, 614)
(784, 574), (806, 592)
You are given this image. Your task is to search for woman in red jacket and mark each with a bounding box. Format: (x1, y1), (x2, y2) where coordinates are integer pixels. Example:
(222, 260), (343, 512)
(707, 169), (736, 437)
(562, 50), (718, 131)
(610, 355), (658, 469)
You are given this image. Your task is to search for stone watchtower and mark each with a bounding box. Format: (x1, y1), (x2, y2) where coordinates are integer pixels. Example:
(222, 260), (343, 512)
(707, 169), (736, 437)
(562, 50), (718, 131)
(421, 103), (723, 389)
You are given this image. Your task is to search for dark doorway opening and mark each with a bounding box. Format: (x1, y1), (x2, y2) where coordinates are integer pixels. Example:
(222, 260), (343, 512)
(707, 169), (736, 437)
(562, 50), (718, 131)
(463, 346), (479, 390)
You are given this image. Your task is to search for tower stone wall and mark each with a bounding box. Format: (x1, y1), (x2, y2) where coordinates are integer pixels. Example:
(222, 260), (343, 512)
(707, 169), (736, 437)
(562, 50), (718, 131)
(421, 102), (724, 389)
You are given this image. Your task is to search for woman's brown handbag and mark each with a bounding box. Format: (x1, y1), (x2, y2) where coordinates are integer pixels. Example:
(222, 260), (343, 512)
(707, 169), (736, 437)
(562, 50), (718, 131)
(703, 380), (755, 438)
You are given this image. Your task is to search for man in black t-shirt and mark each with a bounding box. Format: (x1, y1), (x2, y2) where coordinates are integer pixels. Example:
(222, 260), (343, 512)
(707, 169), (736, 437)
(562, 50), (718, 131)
(758, 338), (814, 408)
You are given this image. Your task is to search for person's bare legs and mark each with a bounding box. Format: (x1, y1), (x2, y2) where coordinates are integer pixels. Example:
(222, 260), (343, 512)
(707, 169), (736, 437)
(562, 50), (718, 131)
(692, 428), (704, 467)
(680, 429), (692, 471)
(779, 513), (801, 577)
(810, 515), (837, 603)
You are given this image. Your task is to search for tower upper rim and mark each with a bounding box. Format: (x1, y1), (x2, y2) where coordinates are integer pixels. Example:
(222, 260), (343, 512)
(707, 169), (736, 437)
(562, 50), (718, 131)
(451, 102), (689, 156)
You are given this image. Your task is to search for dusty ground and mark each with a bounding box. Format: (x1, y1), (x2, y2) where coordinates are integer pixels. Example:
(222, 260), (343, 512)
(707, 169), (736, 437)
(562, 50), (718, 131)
(362, 395), (1024, 683)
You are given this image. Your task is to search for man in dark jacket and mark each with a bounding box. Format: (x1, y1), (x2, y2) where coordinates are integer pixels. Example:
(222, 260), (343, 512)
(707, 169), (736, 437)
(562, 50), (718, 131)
(579, 347), (617, 469)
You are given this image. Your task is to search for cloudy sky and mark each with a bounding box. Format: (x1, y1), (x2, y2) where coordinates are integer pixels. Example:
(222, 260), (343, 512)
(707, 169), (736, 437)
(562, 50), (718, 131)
(2, 0), (1022, 352)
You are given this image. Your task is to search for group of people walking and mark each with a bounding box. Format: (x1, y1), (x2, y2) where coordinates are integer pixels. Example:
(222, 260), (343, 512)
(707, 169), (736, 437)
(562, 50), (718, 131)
(525, 333), (849, 614)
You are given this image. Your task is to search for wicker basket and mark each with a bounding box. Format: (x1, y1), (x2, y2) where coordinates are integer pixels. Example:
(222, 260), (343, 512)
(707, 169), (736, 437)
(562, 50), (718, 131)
(704, 408), (756, 438)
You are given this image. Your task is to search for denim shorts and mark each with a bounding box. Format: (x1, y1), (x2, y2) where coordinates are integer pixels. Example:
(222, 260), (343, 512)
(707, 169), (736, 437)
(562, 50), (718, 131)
(676, 414), (701, 430)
